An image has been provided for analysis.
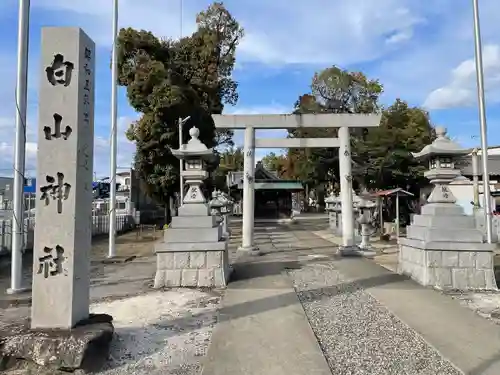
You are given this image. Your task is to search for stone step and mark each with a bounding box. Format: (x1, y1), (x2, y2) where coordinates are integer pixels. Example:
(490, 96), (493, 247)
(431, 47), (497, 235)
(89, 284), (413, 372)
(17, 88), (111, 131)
(164, 227), (222, 243)
(421, 204), (464, 216)
(407, 225), (484, 243)
(412, 214), (475, 228)
(178, 204), (210, 216)
(171, 215), (218, 228)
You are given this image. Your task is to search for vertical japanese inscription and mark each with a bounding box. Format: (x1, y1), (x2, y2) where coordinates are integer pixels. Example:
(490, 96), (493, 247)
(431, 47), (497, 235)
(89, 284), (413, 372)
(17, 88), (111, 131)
(82, 47), (92, 127)
(79, 45), (93, 173)
(44, 113), (72, 140)
(46, 54), (74, 87)
(32, 28), (96, 329)
(39, 173), (71, 214)
(37, 245), (65, 278)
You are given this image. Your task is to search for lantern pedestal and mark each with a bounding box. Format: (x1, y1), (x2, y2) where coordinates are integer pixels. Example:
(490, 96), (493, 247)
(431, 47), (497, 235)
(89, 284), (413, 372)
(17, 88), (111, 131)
(153, 127), (230, 288)
(398, 127), (497, 291)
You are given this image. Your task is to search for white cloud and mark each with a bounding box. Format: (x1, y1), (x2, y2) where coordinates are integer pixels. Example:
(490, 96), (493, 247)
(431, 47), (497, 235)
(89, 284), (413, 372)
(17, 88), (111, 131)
(225, 103), (291, 116)
(0, 112), (38, 177)
(423, 44), (500, 109)
(3, 0), (500, 178)
(33, 0), (423, 66)
(0, 112), (135, 178)
(368, 0), (500, 105)
(223, 103), (292, 148)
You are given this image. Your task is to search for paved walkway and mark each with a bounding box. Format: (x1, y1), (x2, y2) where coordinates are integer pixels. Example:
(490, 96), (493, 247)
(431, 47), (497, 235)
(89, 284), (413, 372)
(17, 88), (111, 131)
(203, 220), (500, 375)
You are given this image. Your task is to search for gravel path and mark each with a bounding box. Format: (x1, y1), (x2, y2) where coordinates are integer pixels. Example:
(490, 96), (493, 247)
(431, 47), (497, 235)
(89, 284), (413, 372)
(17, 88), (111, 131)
(287, 261), (462, 375)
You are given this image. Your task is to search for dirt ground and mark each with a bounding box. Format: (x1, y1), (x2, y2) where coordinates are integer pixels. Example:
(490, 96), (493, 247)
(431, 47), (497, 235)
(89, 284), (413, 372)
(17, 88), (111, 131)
(0, 227), (160, 310)
(0, 226), (227, 375)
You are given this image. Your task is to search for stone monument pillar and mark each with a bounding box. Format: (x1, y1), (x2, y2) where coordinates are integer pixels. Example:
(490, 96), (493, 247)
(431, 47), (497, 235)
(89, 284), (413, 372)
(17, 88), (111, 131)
(399, 127), (497, 290)
(154, 127), (230, 288)
(31, 27), (95, 329)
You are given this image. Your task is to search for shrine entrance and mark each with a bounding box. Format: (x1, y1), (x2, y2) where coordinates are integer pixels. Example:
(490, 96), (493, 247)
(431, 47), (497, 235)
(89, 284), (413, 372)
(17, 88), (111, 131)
(212, 113), (381, 253)
(227, 162), (303, 219)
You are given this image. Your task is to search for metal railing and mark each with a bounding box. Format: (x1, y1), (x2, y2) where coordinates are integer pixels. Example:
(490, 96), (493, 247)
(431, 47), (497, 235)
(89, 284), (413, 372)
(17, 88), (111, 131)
(0, 213), (136, 255)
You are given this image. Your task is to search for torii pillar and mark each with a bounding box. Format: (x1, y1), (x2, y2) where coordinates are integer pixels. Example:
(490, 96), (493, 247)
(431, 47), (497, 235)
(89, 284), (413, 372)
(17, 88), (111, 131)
(240, 126), (257, 252)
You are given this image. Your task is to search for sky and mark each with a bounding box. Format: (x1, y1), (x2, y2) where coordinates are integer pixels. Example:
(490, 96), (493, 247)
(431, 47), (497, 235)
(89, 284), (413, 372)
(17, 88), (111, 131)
(0, 0), (500, 178)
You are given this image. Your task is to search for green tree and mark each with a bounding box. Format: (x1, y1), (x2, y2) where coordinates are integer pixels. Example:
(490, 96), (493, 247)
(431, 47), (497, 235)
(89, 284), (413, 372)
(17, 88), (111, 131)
(219, 146), (245, 172)
(352, 99), (434, 192)
(211, 146), (245, 191)
(261, 152), (287, 176)
(118, 2), (243, 205)
(288, 66), (383, 191)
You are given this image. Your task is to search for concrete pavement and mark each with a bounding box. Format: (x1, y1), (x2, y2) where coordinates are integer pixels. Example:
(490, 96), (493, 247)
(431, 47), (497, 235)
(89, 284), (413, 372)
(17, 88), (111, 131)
(202, 221), (500, 375)
(200, 262), (332, 375)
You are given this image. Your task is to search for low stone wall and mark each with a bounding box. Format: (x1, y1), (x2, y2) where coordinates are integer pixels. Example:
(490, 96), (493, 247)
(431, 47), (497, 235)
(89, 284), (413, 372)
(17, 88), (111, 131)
(154, 247), (230, 288)
(399, 241), (496, 290)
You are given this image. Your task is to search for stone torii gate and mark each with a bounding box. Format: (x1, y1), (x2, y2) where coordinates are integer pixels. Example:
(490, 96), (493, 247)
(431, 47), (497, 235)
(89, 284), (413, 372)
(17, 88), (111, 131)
(212, 113), (381, 254)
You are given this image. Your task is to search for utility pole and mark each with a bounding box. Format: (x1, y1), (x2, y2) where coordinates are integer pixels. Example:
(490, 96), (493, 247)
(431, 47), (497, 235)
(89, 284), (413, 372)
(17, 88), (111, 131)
(472, 0), (493, 243)
(8, 0), (30, 294)
(108, 0), (119, 258)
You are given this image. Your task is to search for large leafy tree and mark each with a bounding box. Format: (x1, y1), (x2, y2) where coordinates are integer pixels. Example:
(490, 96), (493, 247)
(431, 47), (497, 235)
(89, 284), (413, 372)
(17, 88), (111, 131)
(261, 152), (287, 176)
(287, 66), (433, 204)
(287, 66), (383, 191)
(353, 99), (433, 192)
(218, 146), (245, 173)
(212, 146), (245, 190)
(118, 2), (243, 204)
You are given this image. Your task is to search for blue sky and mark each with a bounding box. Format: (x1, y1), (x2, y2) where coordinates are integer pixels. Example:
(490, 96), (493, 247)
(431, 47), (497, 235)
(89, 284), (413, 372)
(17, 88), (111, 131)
(0, 0), (499, 178)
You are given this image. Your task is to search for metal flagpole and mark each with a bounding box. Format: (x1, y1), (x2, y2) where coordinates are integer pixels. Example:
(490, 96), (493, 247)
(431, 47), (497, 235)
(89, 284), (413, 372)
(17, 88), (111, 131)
(8, 0), (30, 294)
(472, 0), (493, 243)
(178, 1), (184, 203)
(108, 0), (119, 258)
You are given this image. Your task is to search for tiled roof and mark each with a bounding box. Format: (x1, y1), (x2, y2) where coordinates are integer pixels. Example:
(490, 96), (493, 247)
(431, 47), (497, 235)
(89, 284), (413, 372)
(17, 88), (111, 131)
(461, 155), (500, 176)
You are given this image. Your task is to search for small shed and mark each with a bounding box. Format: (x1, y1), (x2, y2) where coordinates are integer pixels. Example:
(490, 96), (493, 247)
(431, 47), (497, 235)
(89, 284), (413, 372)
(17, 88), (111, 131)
(371, 188), (414, 238)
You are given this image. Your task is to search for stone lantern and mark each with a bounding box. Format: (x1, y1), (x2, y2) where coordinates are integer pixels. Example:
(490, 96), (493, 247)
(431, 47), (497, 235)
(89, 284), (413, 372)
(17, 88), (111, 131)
(209, 189), (224, 224)
(210, 190), (228, 239)
(219, 191), (233, 238)
(356, 193), (377, 252)
(332, 194), (342, 235)
(352, 190), (362, 237)
(325, 192), (338, 231)
(398, 127), (496, 290)
(153, 126), (230, 289)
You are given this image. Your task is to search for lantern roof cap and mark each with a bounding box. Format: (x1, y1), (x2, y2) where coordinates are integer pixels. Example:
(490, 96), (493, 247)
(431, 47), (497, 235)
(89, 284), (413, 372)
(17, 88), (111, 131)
(170, 126), (214, 159)
(412, 127), (469, 160)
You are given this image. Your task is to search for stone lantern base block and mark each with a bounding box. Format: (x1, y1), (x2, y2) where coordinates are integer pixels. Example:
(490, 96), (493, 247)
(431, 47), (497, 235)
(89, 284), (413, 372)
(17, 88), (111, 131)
(398, 238), (497, 290)
(154, 203), (230, 288)
(154, 242), (230, 288)
(338, 245), (375, 258)
(237, 245), (261, 254)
